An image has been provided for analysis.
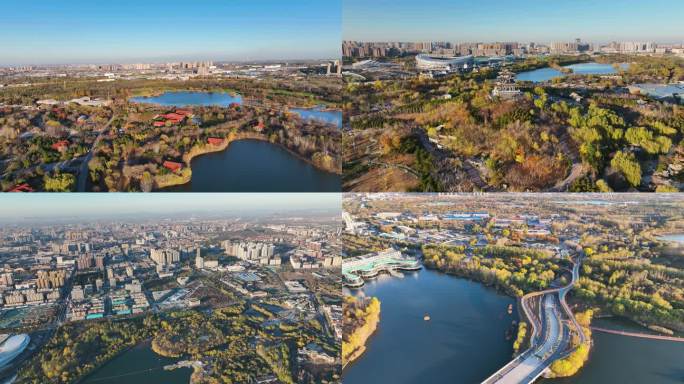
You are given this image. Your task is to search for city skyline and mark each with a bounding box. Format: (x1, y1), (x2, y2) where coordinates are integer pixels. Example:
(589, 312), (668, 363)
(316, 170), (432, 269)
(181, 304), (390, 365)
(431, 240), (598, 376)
(343, 0), (684, 43)
(0, 0), (341, 66)
(0, 193), (341, 222)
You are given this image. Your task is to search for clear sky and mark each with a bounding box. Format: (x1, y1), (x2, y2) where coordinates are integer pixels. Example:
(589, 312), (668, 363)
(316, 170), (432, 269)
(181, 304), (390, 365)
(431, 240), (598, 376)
(0, 193), (341, 222)
(343, 0), (684, 43)
(0, 0), (341, 66)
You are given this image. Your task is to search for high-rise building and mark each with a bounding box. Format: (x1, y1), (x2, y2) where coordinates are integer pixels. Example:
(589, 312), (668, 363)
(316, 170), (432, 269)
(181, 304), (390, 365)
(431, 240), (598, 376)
(95, 255), (106, 270)
(150, 248), (180, 266)
(0, 273), (13, 287)
(195, 248), (204, 269)
(77, 254), (94, 270)
(36, 270), (67, 289)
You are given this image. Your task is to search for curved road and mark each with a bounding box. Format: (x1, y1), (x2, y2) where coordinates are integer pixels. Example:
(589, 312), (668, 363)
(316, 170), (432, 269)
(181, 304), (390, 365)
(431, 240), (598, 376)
(482, 253), (585, 384)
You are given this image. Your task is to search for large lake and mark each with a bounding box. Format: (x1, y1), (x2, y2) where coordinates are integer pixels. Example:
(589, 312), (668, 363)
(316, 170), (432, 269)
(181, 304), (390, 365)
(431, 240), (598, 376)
(129, 91), (341, 192)
(162, 139), (340, 192)
(342, 269), (517, 384)
(130, 91), (242, 106)
(130, 91), (341, 126)
(517, 63), (628, 83)
(81, 342), (191, 384)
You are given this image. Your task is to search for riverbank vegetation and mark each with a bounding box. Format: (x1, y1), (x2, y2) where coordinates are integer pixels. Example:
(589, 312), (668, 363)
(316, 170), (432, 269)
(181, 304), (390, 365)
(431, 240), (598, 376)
(1, 76), (341, 191)
(0, 76), (343, 107)
(344, 53), (684, 191)
(87, 101), (340, 191)
(549, 310), (593, 377)
(422, 244), (564, 297)
(512, 321), (528, 354)
(342, 296), (381, 366)
(17, 296), (339, 384)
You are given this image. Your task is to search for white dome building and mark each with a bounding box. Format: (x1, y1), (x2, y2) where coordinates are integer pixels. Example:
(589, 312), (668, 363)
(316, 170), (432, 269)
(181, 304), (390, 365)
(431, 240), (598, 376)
(415, 54), (474, 71)
(0, 334), (30, 368)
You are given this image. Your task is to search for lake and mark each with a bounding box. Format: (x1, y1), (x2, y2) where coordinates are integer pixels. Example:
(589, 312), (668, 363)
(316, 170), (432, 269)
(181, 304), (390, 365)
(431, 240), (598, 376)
(162, 139), (340, 192)
(517, 62), (628, 83)
(290, 106), (342, 129)
(129, 91), (341, 192)
(658, 233), (684, 245)
(130, 91), (242, 106)
(342, 269), (517, 384)
(542, 318), (684, 384)
(130, 91), (341, 127)
(81, 342), (191, 384)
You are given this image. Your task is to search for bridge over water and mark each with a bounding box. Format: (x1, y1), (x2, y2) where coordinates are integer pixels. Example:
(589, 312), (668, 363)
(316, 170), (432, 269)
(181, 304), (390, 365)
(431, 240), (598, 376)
(482, 255), (584, 384)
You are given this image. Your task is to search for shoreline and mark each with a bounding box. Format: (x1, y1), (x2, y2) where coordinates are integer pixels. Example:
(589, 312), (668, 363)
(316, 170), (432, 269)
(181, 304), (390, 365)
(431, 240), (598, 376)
(74, 340), (144, 384)
(154, 134), (340, 191)
(341, 319), (378, 371)
(129, 88), (240, 99)
(342, 297), (381, 371)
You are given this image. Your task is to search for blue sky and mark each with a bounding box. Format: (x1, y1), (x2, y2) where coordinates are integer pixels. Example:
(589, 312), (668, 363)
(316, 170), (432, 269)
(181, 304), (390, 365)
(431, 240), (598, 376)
(344, 0), (684, 43)
(0, 193), (340, 221)
(0, 0), (341, 65)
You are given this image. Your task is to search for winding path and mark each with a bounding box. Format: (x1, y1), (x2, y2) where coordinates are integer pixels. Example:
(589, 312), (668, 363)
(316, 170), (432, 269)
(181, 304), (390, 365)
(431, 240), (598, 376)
(76, 115), (116, 191)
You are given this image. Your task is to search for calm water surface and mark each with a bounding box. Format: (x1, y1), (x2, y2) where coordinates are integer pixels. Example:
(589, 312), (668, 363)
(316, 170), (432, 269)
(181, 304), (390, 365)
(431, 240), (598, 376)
(290, 106), (342, 128)
(543, 319), (684, 384)
(130, 92), (341, 127)
(658, 233), (684, 244)
(81, 342), (191, 384)
(130, 91), (340, 192)
(130, 91), (242, 106)
(343, 269), (517, 384)
(517, 63), (628, 83)
(162, 139), (340, 192)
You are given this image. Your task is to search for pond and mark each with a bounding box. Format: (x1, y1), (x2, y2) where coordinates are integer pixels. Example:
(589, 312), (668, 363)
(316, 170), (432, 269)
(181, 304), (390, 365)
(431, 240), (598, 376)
(290, 106), (342, 128)
(129, 91), (242, 106)
(161, 139), (340, 192)
(343, 269), (517, 384)
(81, 342), (191, 384)
(516, 63), (628, 83)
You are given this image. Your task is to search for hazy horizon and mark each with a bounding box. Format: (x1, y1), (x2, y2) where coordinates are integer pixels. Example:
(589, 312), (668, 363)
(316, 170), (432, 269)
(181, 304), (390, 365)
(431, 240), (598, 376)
(0, 0), (341, 66)
(0, 193), (341, 223)
(343, 0), (684, 43)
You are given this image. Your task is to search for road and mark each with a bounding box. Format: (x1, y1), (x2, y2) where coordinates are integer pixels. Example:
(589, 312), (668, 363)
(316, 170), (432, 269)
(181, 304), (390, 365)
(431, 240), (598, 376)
(76, 115), (116, 191)
(1, 115), (115, 189)
(482, 253), (585, 384)
(483, 294), (566, 384)
(2, 156), (84, 180)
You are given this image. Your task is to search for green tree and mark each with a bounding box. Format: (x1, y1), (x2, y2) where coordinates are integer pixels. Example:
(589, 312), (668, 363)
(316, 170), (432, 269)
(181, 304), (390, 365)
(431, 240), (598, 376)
(43, 172), (76, 192)
(610, 151), (641, 187)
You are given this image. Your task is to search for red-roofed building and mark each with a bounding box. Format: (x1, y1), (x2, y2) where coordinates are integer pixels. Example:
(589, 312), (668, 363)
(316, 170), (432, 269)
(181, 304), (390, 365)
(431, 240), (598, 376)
(162, 161), (183, 173)
(153, 121), (166, 127)
(207, 137), (224, 146)
(8, 184), (34, 192)
(175, 109), (192, 116)
(51, 140), (69, 151)
(162, 113), (185, 121)
(254, 121), (265, 131)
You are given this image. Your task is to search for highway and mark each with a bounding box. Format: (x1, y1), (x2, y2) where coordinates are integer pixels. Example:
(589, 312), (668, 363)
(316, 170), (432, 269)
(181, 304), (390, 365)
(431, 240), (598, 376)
(482, 252), (584, 384)
(483, 294), (566, 384)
